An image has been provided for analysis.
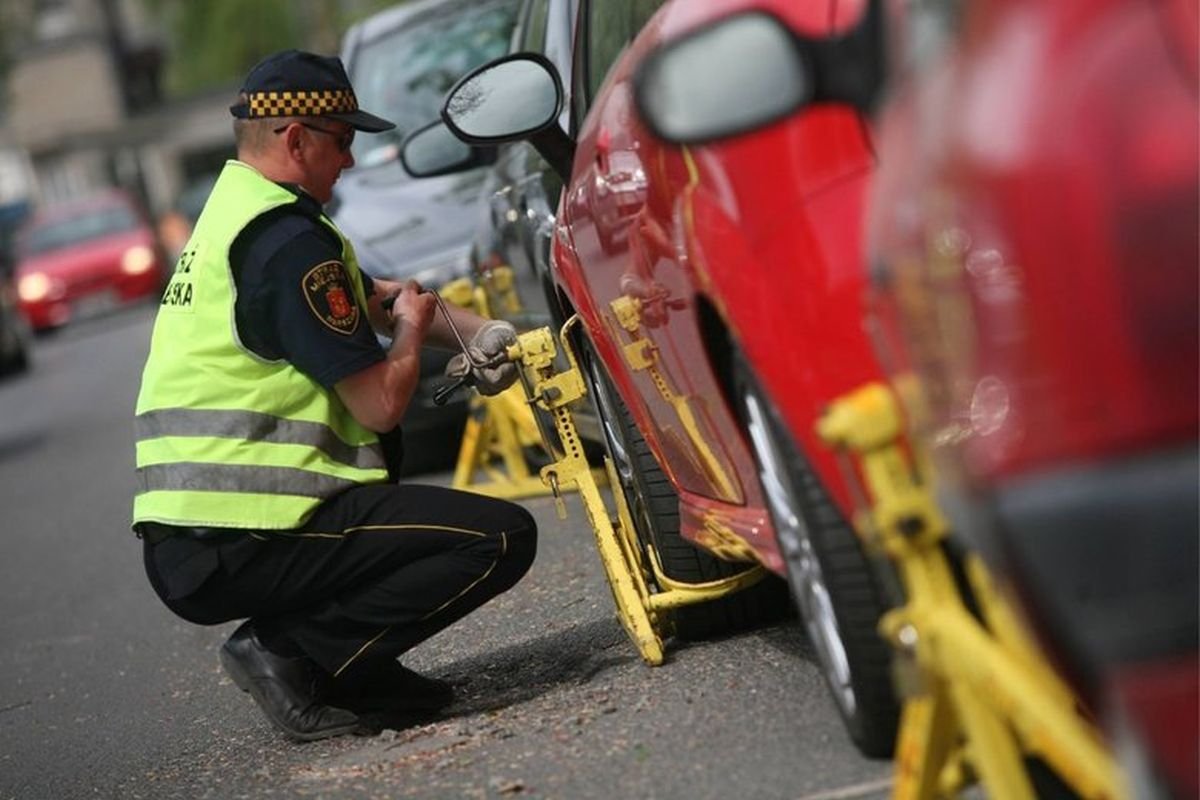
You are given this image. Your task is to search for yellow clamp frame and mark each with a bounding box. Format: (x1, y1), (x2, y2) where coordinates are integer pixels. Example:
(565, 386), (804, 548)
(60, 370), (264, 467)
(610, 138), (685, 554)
(440, 275), (593, 499)
(819, 382), (1127, 800)
(505, 317), (766, 665)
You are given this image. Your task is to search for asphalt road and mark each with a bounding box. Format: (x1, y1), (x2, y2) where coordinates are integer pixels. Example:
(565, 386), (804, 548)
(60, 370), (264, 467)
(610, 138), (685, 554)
(0, 304), (893, 800)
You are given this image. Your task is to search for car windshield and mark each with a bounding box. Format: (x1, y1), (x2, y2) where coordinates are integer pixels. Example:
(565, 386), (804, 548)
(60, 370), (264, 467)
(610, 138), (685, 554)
(349, 0), (520, 167)
(22, 205), (139, 256)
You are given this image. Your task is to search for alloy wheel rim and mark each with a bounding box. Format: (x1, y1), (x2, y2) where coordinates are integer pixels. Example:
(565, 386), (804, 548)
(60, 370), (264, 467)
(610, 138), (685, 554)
(742, 389), (858, 717)
(583, 351), (634, 486)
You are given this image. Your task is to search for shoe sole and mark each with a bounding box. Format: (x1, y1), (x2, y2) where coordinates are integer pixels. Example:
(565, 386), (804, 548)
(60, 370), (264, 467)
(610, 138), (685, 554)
(219, 646), (361, 743)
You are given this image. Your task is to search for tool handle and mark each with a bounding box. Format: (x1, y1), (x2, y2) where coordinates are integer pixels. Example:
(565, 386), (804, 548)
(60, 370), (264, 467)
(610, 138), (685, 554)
(433, 374), (471, 405)
(383, 288), (510, 405)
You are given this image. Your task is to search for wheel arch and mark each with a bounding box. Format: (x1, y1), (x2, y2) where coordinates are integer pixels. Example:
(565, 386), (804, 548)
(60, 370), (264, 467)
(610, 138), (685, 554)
(694, 293), (740, 426)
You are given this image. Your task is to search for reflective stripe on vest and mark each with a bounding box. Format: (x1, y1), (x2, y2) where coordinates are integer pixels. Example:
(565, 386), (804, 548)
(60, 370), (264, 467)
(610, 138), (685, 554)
(134, 408), (386, 472)
(136, 462), (359, 498)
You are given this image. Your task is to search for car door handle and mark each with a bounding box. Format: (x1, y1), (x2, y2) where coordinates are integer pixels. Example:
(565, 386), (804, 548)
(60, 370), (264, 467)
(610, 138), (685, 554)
(595, 127), (612, 175)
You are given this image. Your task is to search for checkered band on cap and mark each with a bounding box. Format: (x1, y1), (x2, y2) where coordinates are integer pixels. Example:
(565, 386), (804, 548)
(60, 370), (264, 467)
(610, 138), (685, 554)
(245, 88), (358, 118)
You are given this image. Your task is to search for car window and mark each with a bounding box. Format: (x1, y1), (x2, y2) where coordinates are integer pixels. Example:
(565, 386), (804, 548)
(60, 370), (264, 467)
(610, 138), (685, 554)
(21, 206), (138, 256)
(347, 0), (520, 166)
(571, 0), (664, 130)
(519, 0), (550, 53)
(175, 174), (218, 224)
(586, 0), (664, 101)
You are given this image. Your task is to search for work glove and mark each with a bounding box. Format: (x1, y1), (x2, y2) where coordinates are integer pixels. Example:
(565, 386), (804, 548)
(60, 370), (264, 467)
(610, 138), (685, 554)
(444, 320), (519, 396)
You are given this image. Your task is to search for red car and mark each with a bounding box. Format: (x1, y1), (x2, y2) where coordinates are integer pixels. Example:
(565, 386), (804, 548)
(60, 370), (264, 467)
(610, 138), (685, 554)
(865, 0), (1198, 796)
(15, 190), (166, 331)
(415, 0), (900, 756)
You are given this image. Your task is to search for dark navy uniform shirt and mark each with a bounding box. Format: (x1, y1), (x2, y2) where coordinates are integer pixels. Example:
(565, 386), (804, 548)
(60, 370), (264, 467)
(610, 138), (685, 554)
(229, 183), (385, 388)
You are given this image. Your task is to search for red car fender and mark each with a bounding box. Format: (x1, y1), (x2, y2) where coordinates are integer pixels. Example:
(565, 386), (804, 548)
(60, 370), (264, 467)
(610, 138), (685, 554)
(674, 107), (884, 520)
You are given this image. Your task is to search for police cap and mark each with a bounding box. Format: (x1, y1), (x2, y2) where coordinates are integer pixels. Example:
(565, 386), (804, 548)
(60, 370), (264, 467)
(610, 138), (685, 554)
(229, 49), (395, 132)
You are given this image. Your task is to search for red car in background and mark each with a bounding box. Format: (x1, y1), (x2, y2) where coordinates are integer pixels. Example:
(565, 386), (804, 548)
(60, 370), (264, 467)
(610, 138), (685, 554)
(409, 0), (901, 756)
(864, 0), (1198, 796)
(15, 190), (166, 331)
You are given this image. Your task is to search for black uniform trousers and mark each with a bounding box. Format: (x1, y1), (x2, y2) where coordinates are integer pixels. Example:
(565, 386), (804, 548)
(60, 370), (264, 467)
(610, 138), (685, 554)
(142, 482), (537, 680)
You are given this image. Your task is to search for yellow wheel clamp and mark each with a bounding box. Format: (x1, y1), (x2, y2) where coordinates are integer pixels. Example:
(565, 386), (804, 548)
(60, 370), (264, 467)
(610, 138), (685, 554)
(439, 273), (606, 499)
(486, 314), (765, 666)
(818, 382), (1128, 800)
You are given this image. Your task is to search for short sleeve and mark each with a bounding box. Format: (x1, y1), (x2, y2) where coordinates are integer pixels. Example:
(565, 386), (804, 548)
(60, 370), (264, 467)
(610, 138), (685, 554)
(232, 210), (384, 388)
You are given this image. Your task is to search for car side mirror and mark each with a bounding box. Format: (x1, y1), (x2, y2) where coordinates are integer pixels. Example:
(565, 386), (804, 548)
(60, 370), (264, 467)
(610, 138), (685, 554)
(441, 52), (575, 181)
(400, 118), (497, 179)
(633, 3), (884, 145)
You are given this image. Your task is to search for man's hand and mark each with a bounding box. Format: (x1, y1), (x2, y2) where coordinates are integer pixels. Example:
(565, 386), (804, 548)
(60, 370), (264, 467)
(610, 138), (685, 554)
(444, 320), (519, 396)
(388, 280), (435, 340)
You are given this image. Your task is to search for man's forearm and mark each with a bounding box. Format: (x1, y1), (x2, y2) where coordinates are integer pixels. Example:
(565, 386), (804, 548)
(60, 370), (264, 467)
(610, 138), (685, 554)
(424, 302), (486, 351)
(334, 318), (425, 433)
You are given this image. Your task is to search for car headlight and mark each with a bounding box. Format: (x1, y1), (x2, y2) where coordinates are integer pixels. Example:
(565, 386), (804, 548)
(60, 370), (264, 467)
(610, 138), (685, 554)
(121, 245), (156, 275)
(18, 273), (51, 302)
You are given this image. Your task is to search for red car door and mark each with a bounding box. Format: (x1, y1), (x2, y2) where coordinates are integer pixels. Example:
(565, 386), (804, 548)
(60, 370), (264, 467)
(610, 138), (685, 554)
(558, 5), (748, 505)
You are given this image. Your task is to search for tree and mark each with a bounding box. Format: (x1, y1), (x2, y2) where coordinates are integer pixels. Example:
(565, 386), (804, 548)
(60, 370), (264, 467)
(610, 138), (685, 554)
(143, 0), (408, 97)
(0, 0), (36, 117)
(145, 0), (298, 95)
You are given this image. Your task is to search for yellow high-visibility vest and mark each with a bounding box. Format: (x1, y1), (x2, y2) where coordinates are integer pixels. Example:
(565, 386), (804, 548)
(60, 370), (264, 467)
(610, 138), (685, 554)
(132, 160), (387, 529)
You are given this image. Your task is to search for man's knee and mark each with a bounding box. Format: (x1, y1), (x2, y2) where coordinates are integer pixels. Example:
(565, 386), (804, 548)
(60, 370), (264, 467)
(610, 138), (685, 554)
(504, 505), (537, 575)
(477, 504), (535, 593)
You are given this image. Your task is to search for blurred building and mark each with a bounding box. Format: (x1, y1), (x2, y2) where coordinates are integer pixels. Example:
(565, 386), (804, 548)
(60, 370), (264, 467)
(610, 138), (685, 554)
(0, 0), (234, 223)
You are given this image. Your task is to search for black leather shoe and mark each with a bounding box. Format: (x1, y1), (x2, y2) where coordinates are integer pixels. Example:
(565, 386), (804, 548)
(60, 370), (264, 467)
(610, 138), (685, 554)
(331, 659), (455, 715)
(220, 621), (361, 742)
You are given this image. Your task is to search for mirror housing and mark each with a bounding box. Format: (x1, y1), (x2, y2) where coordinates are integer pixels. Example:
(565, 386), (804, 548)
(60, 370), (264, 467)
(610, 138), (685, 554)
(635, 12), (812, 145)
(399, 118), (496, 179)
(442, 52), (575, 180)
(634, 2), (885, 145)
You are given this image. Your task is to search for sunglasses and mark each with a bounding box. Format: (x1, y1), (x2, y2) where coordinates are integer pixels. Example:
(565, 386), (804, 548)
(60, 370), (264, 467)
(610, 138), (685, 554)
(273, 121), (355, 152)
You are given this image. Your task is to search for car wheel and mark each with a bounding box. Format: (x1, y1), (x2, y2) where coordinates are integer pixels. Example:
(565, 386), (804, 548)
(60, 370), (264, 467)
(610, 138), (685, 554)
(0, 318), (30, 376)
(575, 331), (787, 640)
(733, 357), (900, 758)
(10, 346), (28, 374)
(1, 341), (29, 375)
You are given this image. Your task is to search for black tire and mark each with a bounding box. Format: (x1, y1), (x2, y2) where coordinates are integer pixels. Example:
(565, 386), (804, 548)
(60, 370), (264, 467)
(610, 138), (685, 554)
(733, 358), (900, 758)
(0, 347), (28, 376)
(0, 323), (30, 377)
(10, 346), (28, 374)
(575, 333), (788, 640)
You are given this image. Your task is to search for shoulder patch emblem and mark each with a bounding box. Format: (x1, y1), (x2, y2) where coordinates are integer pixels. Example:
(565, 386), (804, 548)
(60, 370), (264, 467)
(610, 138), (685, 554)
(302, 260), (360, 335)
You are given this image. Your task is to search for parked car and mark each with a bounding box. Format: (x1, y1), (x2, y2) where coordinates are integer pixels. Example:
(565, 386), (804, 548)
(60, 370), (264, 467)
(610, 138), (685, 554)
(14, 190), (167, 332)
(0, 205), (31, 374)
(864, 0), (1198, 796)
(332, 0), (522, 470)
(466, 0), (578, 331)
(0, 272), (30, 376)
(334, 0), (520, 287)
(158, 172), (218, 262)
(445, 0), (606, 444)
(407, 0), (901, 756)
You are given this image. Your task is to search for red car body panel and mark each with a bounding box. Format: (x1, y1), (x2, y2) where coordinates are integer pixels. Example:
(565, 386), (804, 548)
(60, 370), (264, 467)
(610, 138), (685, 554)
(16, 192), (165, 330)
(866, 0), (1198, 794)
(551, 0), (881, 573)
(868, 0), (1198, 479)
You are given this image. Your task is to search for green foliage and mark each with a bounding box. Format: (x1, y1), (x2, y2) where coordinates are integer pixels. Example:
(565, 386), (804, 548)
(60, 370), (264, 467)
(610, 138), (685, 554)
(150, 0), (297, 95)
(0, 1), (36, 114)
(144, 0), (413, 98)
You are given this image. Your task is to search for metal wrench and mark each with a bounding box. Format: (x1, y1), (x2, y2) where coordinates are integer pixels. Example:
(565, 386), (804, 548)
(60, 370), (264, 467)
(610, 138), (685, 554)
(383, 288), (506, 404)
